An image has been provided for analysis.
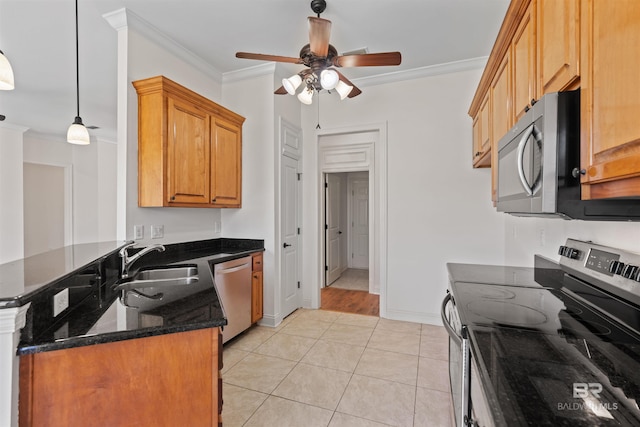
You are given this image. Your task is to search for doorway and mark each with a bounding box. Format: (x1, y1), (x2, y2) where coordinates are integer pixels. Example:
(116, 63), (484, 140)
(313, 124), (387, 317)
(324, 171), (370, 290)
(23, 162), (72, 257)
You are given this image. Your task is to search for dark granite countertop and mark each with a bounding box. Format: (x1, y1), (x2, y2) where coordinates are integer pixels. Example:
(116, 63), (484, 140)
(14, 238), (264, 355)
(0, 241), (128, 308)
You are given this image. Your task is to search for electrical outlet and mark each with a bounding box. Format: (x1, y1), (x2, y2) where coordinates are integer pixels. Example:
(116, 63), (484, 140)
(134, 225), (144, 240)
(214, 221), (221, 233)
(151, 225), (164, 239)
(53, 288), (69, 317)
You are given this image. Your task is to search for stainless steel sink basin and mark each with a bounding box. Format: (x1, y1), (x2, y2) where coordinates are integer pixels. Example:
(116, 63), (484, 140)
(114, 264), (199, 290)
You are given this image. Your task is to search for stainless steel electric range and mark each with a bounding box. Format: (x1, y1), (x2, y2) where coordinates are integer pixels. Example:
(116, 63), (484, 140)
(443, 239), (640, 426)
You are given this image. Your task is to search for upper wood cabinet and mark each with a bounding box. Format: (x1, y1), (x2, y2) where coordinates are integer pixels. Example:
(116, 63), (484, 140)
(512, 2), (536, 122)
(490, 54), (511, 202)
(133, 76), (245, 208)
(469, 0), (579, 168)
(579, 0), (640, 199)
(537, 0), (580, 94)
(472, 94), (491, 168)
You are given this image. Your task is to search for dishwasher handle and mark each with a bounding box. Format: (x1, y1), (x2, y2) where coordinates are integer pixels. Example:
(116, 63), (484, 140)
(215, 263), (250, 275)
(441, 292), (464, 346)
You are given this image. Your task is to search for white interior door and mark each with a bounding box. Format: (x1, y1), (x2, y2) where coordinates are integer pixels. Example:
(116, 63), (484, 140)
(281, 155), (301, 318)
(325, 174), (342, 285)
(350, 176), (369, 269)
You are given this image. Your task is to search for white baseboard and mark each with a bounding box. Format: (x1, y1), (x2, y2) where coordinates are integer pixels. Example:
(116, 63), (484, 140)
(383, 308), (442, 326)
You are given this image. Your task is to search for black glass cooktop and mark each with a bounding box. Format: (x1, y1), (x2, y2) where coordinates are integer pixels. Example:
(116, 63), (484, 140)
(450, 259), (640, 426)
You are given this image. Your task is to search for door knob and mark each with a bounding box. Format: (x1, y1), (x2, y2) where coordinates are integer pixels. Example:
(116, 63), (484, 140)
(283, 243), (292, 248)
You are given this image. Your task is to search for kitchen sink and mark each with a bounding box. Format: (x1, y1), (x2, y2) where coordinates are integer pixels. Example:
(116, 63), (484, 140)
(114, 264), (199, 290)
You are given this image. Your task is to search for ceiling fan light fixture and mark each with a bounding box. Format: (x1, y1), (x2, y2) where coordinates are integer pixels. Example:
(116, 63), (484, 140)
(335, 80), (353, 100)
(297, 87), (314, 105)
(0, 50), (15, 90)
(67, 116), (90, 145)
(282, 74), (302, 95)
(320, 69), (339, 90)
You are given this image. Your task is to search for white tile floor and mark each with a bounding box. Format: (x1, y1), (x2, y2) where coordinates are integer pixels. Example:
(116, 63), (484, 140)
(221, 309), (453, 427)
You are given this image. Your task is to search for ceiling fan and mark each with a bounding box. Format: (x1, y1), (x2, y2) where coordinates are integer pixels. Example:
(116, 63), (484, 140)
(235, 0), (402, 103)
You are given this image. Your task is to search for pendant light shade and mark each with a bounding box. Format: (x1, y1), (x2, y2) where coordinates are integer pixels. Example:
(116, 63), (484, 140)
(297, 87), (314, 105)
(319, 69), (339, 90)
(282, 74), (302, 95)
(67, 116), (90, 145)
(0, 50), (15, 90)
(335, 80), (353, 100)
(67, 0), (89, 145)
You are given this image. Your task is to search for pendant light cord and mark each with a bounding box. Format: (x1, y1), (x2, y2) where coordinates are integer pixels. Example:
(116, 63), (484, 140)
(74, 0), (80, 118)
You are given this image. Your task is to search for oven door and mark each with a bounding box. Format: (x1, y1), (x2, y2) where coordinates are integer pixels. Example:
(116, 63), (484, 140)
(441, 292), (470, 427)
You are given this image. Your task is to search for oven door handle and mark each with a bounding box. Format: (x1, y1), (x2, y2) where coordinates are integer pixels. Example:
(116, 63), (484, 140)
(441, 292), (463, 345)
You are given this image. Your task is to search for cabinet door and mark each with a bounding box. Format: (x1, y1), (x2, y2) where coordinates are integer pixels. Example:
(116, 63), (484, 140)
(512, 2), (536, 122)
(211, 118), (242, 207)
(472, 95), (491, 168)
(490, 54), (511, 202)
(251, 270), (263, 323)
(580, 0), (640, 198)
(537, 0), (579, 95)
(167, 98), (211, 205)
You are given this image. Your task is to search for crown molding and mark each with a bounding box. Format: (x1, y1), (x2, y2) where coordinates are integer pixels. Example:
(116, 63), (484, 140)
(351, 56), (488, 88)
(222, 62), (276, 84)
(0, 122), (29, 133)
(103, 8), (222, 83)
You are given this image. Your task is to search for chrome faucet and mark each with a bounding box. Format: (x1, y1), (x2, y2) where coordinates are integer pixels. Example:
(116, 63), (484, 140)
(119, 242), (165, 278)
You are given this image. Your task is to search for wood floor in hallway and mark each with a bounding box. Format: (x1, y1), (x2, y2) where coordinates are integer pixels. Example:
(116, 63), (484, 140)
(320, 287), (379, 316)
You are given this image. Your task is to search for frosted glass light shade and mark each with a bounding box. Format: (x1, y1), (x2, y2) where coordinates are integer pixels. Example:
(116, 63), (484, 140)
(297, 87), (314, 105)
(282, 74), (302, 95)
(335, 80), (353, 100)
(0, 50), (15, 90)
(67, 117), (90, 145)
(320, 69), (339, 90)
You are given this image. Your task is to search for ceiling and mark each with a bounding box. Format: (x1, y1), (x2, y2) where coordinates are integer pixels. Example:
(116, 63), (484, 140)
(0, 0), (509, 141)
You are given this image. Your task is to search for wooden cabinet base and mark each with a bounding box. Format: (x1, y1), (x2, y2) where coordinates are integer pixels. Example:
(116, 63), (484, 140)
(19, 328), (221, 427)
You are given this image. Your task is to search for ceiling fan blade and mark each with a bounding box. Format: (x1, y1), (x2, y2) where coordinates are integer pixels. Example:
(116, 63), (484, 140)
(335, 70), (362, 98)
(236, 52), (303, 64)
(308, 17), (331, 57)
(332, 52), (402, 67)
(274, 86), (288, 95)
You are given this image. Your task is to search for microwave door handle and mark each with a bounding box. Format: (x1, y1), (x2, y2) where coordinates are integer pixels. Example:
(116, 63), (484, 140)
(441, 293), (462, 345)
(516, 124), (536, 196)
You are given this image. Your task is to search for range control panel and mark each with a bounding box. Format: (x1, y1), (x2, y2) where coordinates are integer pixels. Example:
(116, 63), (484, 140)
(558, 239), (640, 306)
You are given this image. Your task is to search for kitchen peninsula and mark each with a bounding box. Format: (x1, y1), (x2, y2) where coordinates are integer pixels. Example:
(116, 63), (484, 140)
(0, 238), (264, 427)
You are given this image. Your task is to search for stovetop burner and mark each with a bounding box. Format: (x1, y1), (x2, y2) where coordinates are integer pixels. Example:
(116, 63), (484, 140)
(466, 300), (548, 326)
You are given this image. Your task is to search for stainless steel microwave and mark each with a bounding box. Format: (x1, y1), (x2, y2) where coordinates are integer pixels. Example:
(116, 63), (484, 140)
(496, 90), (640, 220)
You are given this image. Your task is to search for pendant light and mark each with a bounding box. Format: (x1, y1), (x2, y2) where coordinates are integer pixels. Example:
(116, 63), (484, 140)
(0, 49), (15, 90)
(66, 0), (90, 145)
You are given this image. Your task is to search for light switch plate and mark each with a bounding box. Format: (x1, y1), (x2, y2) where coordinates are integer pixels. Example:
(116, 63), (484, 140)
(134, 225), (144, 240)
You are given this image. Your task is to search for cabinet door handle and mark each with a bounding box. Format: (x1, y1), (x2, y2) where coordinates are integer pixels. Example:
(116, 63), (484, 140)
(170, 196), (176, 201)
(212, 198), (216, 203)
(283, 243), (292, 248)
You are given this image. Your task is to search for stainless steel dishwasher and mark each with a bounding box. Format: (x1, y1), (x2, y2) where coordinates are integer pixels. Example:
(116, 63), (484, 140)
(214, 255), (253, 343)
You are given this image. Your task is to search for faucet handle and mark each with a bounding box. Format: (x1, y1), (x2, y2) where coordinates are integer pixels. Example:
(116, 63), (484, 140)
(119, 241), (136, 257)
